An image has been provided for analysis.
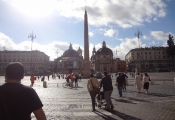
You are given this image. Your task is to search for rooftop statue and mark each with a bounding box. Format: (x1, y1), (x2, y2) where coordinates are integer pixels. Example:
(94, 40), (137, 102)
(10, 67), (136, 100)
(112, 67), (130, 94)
(167, 34), (174, 47)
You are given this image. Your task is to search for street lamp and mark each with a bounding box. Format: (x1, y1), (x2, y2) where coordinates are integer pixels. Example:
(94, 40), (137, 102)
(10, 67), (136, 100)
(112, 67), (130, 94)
(135, 29), (142, 73)
(28, 31), (36, 74)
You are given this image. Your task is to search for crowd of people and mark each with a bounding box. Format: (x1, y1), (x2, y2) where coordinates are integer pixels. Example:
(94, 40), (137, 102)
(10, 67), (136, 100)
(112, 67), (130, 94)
(29, 72), (82, 88)
(87, 71), (151, 112)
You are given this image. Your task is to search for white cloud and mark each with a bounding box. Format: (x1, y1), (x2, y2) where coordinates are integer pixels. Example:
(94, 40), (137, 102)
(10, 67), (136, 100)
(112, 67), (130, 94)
(143, 35), (147, 39)
(153, 18), (158, 21)
(0, 32), (84, 61)
(6, 0), (166, 28)
(150, 31), (174, 41)
(104, 29), (116, 37)
(52, 0), (167, 28)
(89, 31), (94, 37)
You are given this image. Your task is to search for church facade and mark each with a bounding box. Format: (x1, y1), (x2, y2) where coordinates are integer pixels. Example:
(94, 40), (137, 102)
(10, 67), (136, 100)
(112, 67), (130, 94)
(91, 41), (126, 73)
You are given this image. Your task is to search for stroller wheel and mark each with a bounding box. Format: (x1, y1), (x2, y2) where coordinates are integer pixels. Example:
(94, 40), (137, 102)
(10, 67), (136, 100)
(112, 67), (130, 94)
(105, 104), (107, 108)
(98, 104), (101, 108)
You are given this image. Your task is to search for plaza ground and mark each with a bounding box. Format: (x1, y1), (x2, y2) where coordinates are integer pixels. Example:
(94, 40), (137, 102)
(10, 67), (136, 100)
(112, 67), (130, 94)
(0, 72), (175, 120)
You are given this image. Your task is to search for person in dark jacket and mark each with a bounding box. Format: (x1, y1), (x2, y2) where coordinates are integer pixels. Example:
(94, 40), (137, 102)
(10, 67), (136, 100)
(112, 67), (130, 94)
(121, 73), (128, 91)
(117, 72), (125, 97)
(100, 71), (114, 111)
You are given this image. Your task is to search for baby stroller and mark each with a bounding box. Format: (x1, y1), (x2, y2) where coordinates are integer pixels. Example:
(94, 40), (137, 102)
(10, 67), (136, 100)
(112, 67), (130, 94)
(95, 91), (107, 109)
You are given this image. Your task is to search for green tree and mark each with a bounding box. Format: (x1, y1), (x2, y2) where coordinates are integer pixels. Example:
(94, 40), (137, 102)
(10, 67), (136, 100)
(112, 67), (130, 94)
(167, 34), (175, 67)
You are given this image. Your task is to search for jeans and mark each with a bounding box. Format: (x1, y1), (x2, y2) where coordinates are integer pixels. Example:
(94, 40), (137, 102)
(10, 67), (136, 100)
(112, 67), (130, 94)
(89, 91), (96, 110)
(118, 86), (123, 97)
(66, 78), (69, 83)
(123, 84), (126, 91)
(104, 91), (113, 109)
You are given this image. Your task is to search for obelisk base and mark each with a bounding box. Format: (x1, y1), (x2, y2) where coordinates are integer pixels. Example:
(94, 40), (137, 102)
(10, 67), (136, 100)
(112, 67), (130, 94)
(82, 60), (91, 78)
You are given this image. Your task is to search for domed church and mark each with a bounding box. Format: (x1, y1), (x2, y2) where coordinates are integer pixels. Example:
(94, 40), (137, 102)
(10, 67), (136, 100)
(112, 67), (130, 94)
(56, 43), (83, 74)
(91, 41), (114, 72)
(91, 41), (122, 73)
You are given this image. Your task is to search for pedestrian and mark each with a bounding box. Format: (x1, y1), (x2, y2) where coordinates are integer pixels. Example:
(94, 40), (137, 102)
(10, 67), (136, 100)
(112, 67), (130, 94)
(87, 73), (99, 112)
(79, 73), (82, 81)
(47, 75), (49, 81)
(30, 75), (35, 87)
(143, 73), (150, 94)
(116, 72), (125, 97)
(74, 74), (78, 87)
(121, 73), (128, 91)
(41, 76), (45, 82)
(100, 71), (114, 111)
(135, 72), (142, 93)
(0, 62), (46, 120)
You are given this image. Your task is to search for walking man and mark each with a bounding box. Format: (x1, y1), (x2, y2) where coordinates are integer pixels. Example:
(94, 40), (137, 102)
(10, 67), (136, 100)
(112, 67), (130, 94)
(0, 62), (46, 120)
(100, 71), (114, 111)
(116, 73), (125, 97)
(30, 75), (35, 87)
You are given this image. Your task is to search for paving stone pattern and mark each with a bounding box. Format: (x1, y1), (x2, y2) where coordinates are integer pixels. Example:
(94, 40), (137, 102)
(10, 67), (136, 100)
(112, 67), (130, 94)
(0, 73), (175, 120)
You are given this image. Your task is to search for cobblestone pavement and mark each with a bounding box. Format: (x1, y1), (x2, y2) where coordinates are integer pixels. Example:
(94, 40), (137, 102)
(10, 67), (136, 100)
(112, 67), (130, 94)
(0, 73), (175, 120)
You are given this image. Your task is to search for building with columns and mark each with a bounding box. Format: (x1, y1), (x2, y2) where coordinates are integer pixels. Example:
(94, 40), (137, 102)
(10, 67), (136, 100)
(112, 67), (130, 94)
(91, 41), (126, 73)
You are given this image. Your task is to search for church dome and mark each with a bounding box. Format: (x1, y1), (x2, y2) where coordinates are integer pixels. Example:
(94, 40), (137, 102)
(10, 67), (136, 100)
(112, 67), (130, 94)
(96, 41), (113, 56)
(96, 47), (113, 55)
(62, 43), (79, 57)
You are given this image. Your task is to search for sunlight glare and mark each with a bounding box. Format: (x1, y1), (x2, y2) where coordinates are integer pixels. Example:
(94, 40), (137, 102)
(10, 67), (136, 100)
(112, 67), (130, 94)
(11, 0), (57, 18)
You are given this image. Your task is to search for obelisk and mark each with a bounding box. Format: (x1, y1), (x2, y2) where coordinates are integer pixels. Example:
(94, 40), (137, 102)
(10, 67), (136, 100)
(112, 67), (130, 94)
(83, 9), (91, 77)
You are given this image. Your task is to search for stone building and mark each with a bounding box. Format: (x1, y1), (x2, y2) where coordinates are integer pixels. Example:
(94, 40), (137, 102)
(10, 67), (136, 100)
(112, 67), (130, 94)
(0, 50), (49, 75)
(91, 41), (126, 73)
(125, 46), (175, 72)
(53, 44), (83, 74)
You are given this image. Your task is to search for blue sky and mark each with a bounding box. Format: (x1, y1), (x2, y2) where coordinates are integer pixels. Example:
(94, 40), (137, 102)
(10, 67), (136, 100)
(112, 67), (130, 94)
(0, 0), (175, 61)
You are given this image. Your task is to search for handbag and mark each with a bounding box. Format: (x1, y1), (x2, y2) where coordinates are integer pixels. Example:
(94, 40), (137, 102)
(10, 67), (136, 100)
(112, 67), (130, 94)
(125, 79), (128, 86)
(90, 79), (100, 94)
(115, 82), (118, 86)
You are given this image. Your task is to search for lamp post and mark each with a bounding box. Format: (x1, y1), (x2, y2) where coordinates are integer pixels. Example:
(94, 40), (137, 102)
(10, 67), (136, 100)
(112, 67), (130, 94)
(135, 29), (142, 73)
(28, 31), (36, 74)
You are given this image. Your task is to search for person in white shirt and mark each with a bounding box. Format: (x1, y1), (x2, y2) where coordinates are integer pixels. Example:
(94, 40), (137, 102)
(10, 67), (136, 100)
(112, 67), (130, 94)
(135, 72), (142, 93)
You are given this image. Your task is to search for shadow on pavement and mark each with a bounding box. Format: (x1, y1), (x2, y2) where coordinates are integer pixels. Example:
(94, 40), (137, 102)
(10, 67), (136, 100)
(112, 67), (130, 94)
(95, 110), (142, 120)
(147, 93), (175, 97)
(111, 97), (137, 104)
(124, 97), (152, 103)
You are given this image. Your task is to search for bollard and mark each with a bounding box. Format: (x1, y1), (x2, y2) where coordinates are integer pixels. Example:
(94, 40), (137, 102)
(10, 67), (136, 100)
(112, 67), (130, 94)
(43, 81), (47, 88)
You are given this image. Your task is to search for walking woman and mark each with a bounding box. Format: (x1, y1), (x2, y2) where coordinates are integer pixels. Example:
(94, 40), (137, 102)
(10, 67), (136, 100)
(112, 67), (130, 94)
(143, 73), (150, 94)
(135, 73), (142, 93)
(87, 73), (99, 112)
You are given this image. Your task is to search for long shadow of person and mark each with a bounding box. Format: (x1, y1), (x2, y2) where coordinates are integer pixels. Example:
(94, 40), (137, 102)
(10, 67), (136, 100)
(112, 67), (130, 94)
(94, 109), (142, 120)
